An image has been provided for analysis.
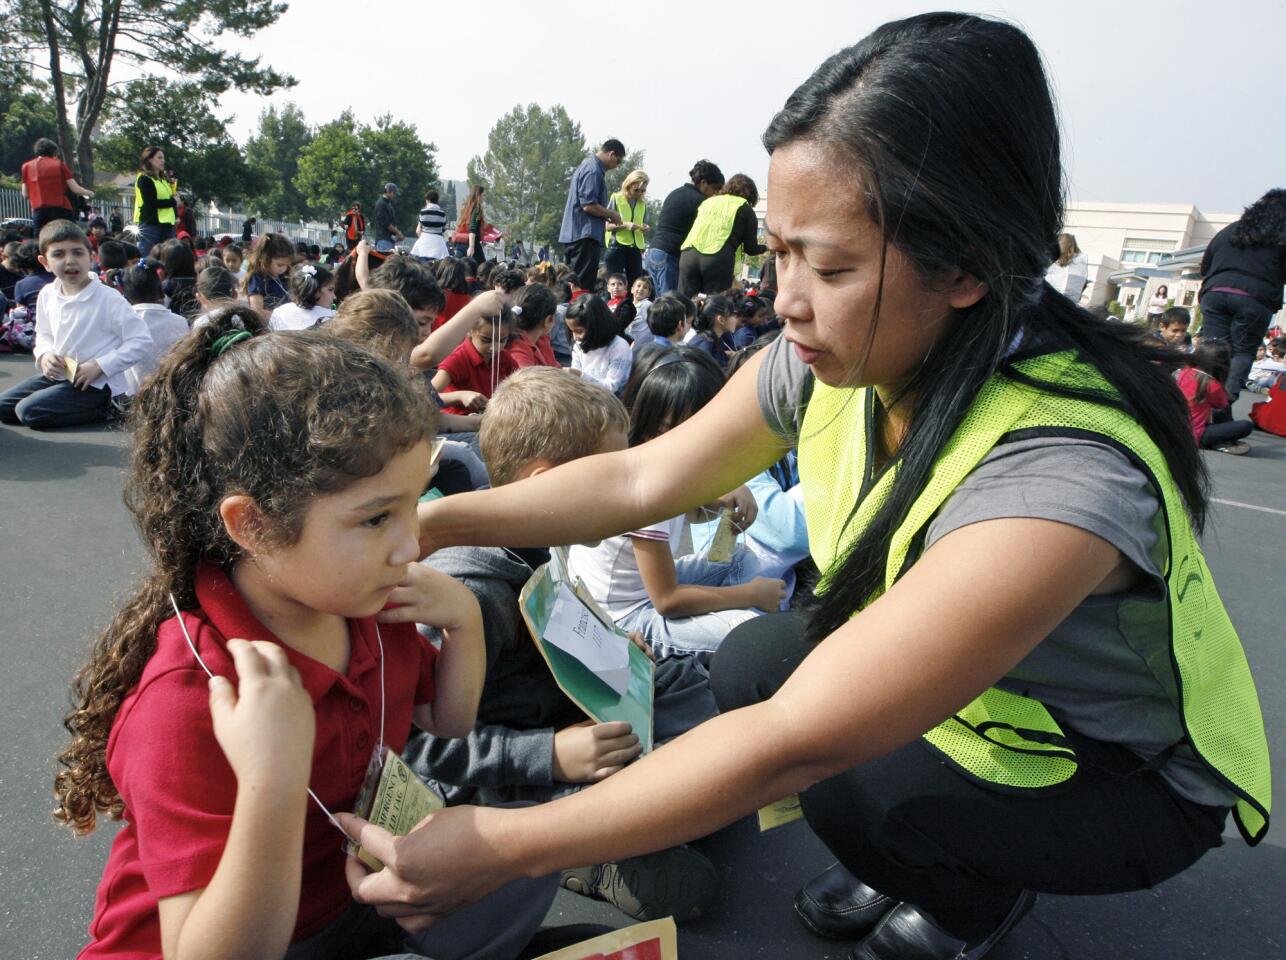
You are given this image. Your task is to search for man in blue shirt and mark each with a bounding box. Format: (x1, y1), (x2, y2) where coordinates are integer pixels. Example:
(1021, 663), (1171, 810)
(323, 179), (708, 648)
(558, 139), (626, 290)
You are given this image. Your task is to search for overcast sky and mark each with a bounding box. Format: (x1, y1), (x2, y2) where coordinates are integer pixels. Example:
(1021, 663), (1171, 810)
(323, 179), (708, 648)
(217, 0), (1285, 214)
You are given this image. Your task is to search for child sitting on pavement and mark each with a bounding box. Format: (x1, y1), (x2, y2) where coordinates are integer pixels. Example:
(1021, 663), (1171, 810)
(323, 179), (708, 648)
(0, 221), (152, 429)
(404, 366), (722, 922)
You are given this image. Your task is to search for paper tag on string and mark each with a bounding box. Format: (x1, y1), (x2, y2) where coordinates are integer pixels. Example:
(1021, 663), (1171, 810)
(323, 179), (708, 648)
(707, 508), (738, 563)
(757, 793), (803, 832)
(348, 747), (443, 871)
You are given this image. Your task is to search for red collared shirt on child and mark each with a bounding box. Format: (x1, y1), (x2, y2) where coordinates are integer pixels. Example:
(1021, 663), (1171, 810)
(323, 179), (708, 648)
(79, 565), (437, 959)
(437, 337), (515, 414)
(505, 332), (558, 369)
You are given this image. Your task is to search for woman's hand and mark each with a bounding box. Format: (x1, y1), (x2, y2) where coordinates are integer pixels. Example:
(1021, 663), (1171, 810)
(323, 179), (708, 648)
(552, 720), (642, 783)
(341, 805), (523, 932)
(208, 639), (315, 793)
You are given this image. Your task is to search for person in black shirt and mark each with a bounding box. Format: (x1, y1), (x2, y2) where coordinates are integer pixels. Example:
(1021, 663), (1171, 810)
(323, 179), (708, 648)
(644, 160), (724, 296)
(374, 183), (404, 252)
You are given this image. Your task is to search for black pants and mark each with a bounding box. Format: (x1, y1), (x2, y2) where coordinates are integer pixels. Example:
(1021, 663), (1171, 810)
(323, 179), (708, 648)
(1201, 419), (1253, 448)
(1200, 290), (1275, 406)
(603, 243), (643, 285)
(564, 238), (602, 290)
(678, 246), (737, 297)
(709, 613), (1228, 941)
(32, 205), (75, 235)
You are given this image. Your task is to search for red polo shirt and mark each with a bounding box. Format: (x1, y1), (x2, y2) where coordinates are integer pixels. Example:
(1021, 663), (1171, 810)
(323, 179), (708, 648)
(437, 337), (515, 414)
(504, 332), (558, 369)
(21, 156), (74, 210)
(80, 565), (437, 959)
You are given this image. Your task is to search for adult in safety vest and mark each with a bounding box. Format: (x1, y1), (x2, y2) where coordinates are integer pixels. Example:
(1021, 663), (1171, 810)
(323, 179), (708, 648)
(364, 17), (1272, 960)
(678, 173), (766, 296)
(134, 145), (178, 258)
(603, 169), (650, 285)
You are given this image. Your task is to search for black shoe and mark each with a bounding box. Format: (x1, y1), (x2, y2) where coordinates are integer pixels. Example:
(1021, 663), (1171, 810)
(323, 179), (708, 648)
(559, 844), (718, 922)
(850, 890), (1036, 960)
(795, 862), (897, 940)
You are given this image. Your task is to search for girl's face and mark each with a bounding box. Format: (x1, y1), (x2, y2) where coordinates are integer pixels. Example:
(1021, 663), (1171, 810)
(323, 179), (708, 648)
(632, 279), (651, 302)
(246, 440), (429, 619)
(470, 322), (512, 360)
(607, 277), (626, 300)
(565, 316), (587, 343)
(270, 256), (291, 278)
(764, 140), (980, 388)
(317, 282), (336, 310)
(224, 251), (242, 272)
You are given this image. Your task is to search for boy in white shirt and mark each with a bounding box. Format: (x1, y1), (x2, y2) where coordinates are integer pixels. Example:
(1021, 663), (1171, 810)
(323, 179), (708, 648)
(0, 221), (152, 429)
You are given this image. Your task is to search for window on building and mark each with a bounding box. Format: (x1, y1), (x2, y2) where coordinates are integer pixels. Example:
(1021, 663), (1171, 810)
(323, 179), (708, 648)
(1183, 289), (1196, 306)
(1120, 237), (1176, 265)
(1125, 293), (1137, 306)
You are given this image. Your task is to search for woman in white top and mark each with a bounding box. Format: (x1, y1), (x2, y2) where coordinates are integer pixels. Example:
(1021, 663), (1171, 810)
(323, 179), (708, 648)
(1044, 232), (1089, 302)
(268, 262), (336, 331)
(566, 294), (633, 395)
(411, 188), (450, 261)
(1147, 284), (1171, 324)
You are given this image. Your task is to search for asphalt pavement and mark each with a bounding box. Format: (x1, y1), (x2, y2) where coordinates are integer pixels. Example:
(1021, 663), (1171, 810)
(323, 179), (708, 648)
(1, 350), (1282, 959)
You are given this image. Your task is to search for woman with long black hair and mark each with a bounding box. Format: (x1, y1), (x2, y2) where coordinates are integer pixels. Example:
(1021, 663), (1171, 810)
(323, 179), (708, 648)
(346, 15), (1270, 959)
(133, 145), (179, 258)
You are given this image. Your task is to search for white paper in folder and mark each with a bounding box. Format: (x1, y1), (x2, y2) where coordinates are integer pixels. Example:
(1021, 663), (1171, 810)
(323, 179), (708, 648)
(543, 582), (631, 696)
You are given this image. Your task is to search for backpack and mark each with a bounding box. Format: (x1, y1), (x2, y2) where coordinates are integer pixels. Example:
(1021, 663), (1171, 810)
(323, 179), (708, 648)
(0, 304), (35, 353)
(1248, 373), (1286, 437)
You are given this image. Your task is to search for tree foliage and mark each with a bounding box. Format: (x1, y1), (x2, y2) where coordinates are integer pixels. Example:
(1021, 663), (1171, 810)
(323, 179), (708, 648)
(96, 76), (263, 206)
(295, 112), (438, 228)
(244, 103), (313, 221)
(4, 0), (293, 186)
(0, 60), (58, 179)
(466, 104), (588, 247)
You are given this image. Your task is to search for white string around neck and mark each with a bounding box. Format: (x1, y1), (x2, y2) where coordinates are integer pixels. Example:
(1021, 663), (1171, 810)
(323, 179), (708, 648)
(167, 593), (387, 842)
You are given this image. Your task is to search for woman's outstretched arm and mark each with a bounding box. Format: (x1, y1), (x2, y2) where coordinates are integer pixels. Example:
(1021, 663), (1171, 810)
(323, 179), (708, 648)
(416, 350), (790, 556)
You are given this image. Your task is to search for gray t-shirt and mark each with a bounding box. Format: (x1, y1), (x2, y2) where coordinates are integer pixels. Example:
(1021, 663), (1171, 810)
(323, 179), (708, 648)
(756, 334), (1235, 807)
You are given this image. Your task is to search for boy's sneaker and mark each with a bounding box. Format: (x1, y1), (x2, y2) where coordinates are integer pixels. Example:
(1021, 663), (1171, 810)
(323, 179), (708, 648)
(559, 844), (718, 922)
(1214, 441), (1251, 455)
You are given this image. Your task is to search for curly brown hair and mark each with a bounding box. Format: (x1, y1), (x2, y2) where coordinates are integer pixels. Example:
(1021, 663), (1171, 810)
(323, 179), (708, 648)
(53, 307), (434, 834)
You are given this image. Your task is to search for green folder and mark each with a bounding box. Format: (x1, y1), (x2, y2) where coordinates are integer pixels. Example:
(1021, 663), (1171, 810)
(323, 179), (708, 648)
(518, 561), (654, 752)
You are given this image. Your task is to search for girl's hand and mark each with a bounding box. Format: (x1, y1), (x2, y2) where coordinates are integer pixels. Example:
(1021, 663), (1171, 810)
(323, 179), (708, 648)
(377, 563), (482, 637)
(208, 639), (315, 792)
(747, 576), (788, 613)
(471, 289), (506, 314)
(713, 485), (758, 531)
(553, 720), (642, 783)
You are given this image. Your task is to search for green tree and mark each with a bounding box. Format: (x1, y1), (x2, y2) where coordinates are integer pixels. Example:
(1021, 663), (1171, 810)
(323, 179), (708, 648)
(295, 111), (438, 228)
(441, 181), (458, 223)
(0, 63), (58, 179)
(467, 104), (588, 249)
(96, 77), (264, 206)
(5, 0), (292, 187)
(244, 103), (313, 221)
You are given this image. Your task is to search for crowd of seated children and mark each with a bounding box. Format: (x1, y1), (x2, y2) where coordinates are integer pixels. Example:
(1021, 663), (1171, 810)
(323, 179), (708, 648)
(567, 294), (632, 395)
(503, 283), (560, 369)
(405, 366), (722, 922)
(114, 259), (188, 397)
(569, 345), (786, 659)
(242, 232), (294, 317)
(1176, 341), (1254, 454)
(1248, 336), (1286, 392)
(0, 222), (152, 429)
(269, 262), (336, 331)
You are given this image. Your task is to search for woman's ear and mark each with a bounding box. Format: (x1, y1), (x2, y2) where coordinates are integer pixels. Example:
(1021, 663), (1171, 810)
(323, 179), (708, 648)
(219, 494), (266, 553)
(946, 271), (988, 310)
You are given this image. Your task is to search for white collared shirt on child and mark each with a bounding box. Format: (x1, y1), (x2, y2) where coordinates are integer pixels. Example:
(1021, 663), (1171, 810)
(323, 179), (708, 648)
(33, 274), (153, 396)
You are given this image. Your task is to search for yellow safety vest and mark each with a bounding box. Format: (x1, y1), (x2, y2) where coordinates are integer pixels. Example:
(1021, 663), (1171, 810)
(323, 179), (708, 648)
(798, 349), (1271, 843)
(606, 191), (646, 248)
(133, 174), (176, 225)
(681, 194), (745, 255)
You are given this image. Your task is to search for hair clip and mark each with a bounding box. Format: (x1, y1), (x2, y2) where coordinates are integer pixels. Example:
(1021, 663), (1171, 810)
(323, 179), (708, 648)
(209, 330), (252, 358)
(510, 305), (522, 316)
(299, 263), (317, 277)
